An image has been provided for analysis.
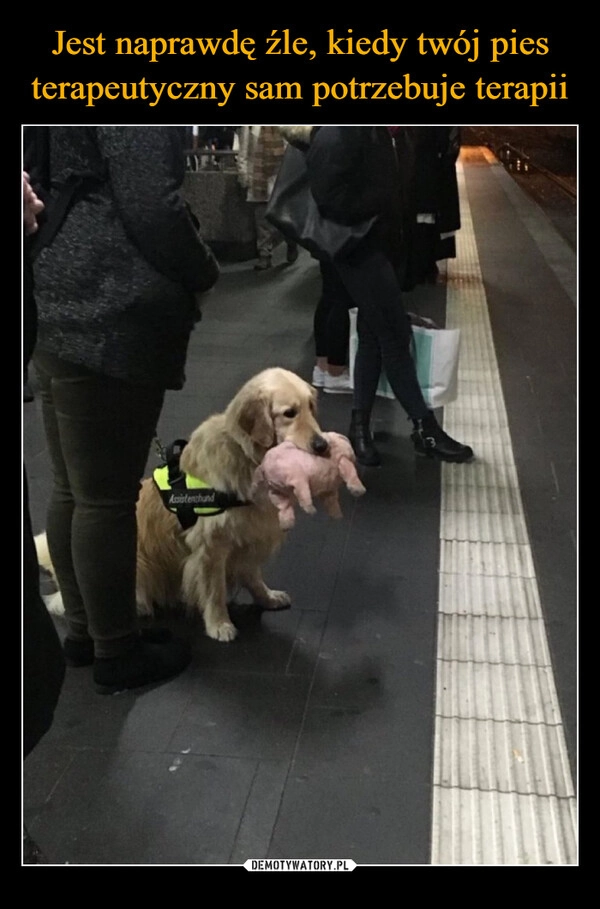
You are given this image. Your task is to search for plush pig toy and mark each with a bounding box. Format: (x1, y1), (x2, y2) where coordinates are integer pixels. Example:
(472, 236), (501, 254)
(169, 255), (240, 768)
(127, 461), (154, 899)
(252, 431), (366, 530)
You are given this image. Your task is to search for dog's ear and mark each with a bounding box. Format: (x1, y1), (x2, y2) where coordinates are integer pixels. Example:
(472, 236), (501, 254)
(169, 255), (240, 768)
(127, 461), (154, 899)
(237, 396), (275, 449)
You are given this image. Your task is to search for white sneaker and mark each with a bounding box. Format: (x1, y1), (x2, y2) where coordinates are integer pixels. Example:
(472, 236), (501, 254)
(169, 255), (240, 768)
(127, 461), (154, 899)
(312, 365), (328, 388)
(324, 370), (352, 394)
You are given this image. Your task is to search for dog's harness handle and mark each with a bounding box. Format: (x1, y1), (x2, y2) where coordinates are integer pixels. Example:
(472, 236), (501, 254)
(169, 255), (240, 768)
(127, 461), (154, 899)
(165, 439), (189, 488)
(153, 438), (251, 530)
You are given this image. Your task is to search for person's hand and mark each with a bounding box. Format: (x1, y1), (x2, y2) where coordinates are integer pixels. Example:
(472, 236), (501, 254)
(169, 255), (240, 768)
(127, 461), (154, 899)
(23, 171), (44, 236)
(407, 312), (439, 329)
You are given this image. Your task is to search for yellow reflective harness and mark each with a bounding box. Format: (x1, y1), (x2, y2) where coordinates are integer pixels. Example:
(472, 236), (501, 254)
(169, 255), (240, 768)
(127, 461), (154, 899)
(153, 439), (251, 529)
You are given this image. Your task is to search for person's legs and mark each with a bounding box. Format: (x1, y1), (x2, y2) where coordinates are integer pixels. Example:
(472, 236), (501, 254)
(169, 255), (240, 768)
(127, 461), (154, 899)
(34, 351), (165, 656)
(347, 309), (384, 465)
(320, 261), (351, 373)
(313, 267), (331, 366)
(313, 262), (341, 386)
(313, 262), (352, 394)
(339, 249), (429, 417)
(34, 354), (89, 644)
(253, 202), (276, 269)
(346, 311), (383, 465)
(338, 247), (473, 464)
(336, 249), (419, 465)
(33, 352), (191, 692)
(352, 310), (383, 415)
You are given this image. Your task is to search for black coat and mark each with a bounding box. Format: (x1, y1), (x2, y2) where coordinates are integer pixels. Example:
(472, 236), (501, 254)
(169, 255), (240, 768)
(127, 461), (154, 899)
(393, 126), (461, 289)
(27, 127), (219, 389)
(406, 126), (460, 234)
(305, 126), (405, 266)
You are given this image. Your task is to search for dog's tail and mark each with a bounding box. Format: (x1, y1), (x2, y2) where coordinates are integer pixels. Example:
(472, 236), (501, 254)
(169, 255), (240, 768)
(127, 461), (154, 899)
(34, 531), (65, 616)
(34, 530), (54, 576)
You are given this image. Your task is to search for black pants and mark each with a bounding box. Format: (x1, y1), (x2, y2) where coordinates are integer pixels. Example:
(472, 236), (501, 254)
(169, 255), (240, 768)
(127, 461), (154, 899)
(33, 352), (165, 659)
(23, 467), (65, 758)
(313, 261), (352, 367)
(335, 247), (430, 421)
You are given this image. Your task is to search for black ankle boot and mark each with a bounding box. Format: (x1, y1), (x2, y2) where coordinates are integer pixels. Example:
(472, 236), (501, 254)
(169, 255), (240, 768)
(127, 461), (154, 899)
(411, 412), (474, 463)
(93, 638), (191, 695)
(349, 410), (381, 467)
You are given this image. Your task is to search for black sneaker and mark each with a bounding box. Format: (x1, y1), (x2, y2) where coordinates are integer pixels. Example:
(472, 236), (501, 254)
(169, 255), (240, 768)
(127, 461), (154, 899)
(93, 638), (191, 695)
(411, 413), (474, 463)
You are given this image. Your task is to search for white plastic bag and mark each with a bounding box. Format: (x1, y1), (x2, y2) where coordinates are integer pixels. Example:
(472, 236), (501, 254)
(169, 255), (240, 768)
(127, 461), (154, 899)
(348, 308), (461, 408)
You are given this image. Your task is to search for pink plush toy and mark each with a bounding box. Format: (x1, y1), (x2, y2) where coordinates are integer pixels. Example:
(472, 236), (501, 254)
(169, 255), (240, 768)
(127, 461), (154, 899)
(252, 431), (366, 530)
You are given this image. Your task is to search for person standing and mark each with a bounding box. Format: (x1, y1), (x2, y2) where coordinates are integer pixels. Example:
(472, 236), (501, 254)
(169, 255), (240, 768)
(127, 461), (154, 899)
(392, 126), (462, 291)
(302, 125), (473, 467)
(25, 126), (220, 695)
(236, 125), (298, 270)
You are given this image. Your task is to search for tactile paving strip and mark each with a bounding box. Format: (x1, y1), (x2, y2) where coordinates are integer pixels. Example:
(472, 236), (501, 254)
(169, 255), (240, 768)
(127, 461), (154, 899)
(430, 153), (577, 865)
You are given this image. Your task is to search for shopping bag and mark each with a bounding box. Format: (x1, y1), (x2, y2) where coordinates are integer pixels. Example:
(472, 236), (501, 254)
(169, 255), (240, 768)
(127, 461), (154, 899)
(348, 308), (461, 407)
(265, 145), (378, 263)
(410, 324), (461, 408)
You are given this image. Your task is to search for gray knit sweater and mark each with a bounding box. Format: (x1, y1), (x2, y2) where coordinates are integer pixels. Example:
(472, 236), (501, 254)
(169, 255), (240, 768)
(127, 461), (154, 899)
(32, 126), (219, 389)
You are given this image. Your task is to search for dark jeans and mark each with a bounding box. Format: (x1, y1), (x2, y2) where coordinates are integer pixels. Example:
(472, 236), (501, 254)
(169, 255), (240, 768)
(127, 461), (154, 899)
(336, 247), (430, 421)
(33, 351), (165, 659)
(313, 261), (352, 367)
(23, 467), (65, 758)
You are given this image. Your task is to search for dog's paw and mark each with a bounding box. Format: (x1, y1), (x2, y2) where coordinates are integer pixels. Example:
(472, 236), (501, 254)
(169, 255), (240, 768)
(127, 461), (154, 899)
(206, 620), (238, 642)
(263, 589), (292, 611)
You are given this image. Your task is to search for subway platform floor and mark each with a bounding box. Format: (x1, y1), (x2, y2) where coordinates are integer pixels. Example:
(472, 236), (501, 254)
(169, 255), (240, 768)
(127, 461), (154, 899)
(22, 147), (577, 867)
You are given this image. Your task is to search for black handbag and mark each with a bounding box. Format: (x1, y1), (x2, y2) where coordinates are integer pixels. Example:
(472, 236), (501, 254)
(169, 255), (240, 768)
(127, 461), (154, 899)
(184, 201), (220, 294)
(265, 144), (377, 263)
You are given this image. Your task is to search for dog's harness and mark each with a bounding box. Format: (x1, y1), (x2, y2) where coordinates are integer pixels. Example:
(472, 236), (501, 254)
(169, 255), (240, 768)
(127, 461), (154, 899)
(153, 439), (251, 530)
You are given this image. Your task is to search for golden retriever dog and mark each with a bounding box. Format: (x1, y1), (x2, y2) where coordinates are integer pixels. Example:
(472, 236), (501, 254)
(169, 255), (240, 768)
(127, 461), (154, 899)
(37, 367), (329, 643)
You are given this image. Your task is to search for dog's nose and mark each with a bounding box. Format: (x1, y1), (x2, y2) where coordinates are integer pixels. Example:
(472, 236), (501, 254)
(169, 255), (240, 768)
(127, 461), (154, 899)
(311, 434), (329, 454)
